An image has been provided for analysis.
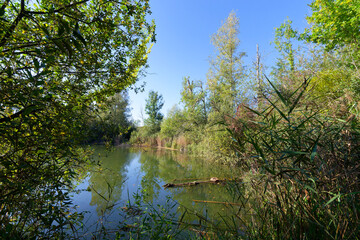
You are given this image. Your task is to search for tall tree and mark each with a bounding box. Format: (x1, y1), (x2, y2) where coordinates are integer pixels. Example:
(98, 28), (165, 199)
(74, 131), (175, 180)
(207, 11), (246, 122)
(181, 76), (208, 127)
(160, 105), (185, 145)
(144, 90), (164, 135)
(273, 18), (297, 74)
(0, 0), (155, 237)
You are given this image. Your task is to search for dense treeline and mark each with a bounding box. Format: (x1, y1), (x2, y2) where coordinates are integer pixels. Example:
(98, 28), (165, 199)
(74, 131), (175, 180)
(133, 6), (360, 163)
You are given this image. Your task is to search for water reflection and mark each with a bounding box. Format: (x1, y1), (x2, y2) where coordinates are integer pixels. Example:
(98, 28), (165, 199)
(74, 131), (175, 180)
(86, 147), (136, 215)
(73, 147), (243, 232)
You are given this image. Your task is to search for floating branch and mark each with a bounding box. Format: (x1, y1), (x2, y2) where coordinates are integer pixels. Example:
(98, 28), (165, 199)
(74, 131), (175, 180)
(192, 199), (243, 206)
(171, 178), (209, 182)
(163, 177), (225, 188)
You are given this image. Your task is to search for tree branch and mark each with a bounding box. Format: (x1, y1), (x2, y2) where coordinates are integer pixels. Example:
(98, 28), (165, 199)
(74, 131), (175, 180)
(0, 104), (37, 124)
(0, 0), (10, 14)
(25, 0), (90, 15)
(0, 0), (25, 48)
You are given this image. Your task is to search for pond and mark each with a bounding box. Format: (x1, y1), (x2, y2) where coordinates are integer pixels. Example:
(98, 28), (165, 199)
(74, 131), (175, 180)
(71, 146), (245, 238)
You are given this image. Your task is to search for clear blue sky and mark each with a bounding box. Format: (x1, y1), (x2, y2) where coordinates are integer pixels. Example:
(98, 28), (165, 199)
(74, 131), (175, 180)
(129, 0), (312, 124)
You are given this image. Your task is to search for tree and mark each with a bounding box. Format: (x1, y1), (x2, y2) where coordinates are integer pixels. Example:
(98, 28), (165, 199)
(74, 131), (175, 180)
(144, 90), (164, 135)
(160, 105), (185, 146)
(0, 0), (155, 237)
(273, 18), (297, 75)
(304, 0), (360, 115)
(306, 0), (360, 51)
(181, 76), (208, 127)
(207, 11), (247, 122)
(86, 91), (133, 145)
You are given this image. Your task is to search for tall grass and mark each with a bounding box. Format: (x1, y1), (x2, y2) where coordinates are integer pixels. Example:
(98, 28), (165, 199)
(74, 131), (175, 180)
(226, 76), (360, 239)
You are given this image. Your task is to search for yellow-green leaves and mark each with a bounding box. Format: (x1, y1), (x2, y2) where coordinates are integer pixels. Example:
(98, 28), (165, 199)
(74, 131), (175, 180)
(307, 0), (360, 50)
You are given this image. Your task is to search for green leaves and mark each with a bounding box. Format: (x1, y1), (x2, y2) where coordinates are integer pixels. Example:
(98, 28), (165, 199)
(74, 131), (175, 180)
(306, 0), (360, 50)
(144, 91), (164, 135)
(0, 0), (155, 237)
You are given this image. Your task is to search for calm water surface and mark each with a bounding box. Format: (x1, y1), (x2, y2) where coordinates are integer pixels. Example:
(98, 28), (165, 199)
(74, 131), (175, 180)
(71, 146), (243, 235)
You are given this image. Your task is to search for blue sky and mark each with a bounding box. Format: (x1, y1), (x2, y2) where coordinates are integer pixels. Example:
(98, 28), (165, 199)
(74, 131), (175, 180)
(129, 0), (312, 124)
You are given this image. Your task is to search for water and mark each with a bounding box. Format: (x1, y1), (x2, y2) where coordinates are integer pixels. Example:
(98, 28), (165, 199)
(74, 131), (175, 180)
(71, 146), (243, 237)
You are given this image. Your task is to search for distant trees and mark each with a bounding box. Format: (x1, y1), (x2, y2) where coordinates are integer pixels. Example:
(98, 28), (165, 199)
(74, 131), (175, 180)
(144, 91), (164, 135)
(130, 90), (165, 145)
(85, 92), (133, 145)
(160, 105), (185, 146)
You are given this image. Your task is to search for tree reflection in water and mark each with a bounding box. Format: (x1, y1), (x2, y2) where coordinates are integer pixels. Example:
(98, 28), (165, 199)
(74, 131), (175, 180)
(87, 147), (135, 215)
(73, 147), (244, 233)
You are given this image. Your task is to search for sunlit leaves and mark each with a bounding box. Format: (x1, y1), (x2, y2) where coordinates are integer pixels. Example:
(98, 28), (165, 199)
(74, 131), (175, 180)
(0, 0), (155, 237)
(144, 91), (164, 135)
(306, 0), (360, 50)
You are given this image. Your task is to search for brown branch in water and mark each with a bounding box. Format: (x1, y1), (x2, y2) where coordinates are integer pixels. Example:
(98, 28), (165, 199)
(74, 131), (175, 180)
(171, 178), (209, 182)
(163, 177), (226, 188)
(192, 199), (242, 206)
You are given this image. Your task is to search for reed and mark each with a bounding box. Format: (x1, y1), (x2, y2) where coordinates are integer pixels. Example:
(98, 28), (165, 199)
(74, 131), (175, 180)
(225, 76), (360, 239)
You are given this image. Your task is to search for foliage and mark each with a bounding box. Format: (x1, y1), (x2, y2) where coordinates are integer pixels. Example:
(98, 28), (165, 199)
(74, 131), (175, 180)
(85, 91), (133, 145)
(116, 191), (188, 240)
(227, 78), (360, 239)
(207, 11), (247, 123)
(0, 0), (155, 237)
(306, 0), (360, 51)
(160, 105), (185, 145)
(144, 90), (164, 135)
(181, 76), (208, 127)
(303, 0), (360, 117)
(125, 5), (360, 238)
(273, 18), (297, 74)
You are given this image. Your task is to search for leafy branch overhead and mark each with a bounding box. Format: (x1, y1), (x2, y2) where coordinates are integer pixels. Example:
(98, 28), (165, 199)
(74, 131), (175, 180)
(0, 0), (155, 238)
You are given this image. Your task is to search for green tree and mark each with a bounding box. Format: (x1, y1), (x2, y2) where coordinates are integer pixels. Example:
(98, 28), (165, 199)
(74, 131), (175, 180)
(181, 76), (208, 126)
(160, 105), (185, 146)
(0, 0), (155, 237)
(271, 18), (307, 101)
(144, 90), (164, 135)
(304, 0), (360, 115)
(273, 18), (297, 75)
(86, 91), (133, 145)
(306, 0), (360, 51)
(207, 11), (246, 122)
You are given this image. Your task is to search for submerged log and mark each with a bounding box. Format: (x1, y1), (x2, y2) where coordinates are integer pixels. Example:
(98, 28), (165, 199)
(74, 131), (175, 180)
(163, 181), (199, 188)
(192, 199), (243, 206)
(163, 177), (225, 188)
